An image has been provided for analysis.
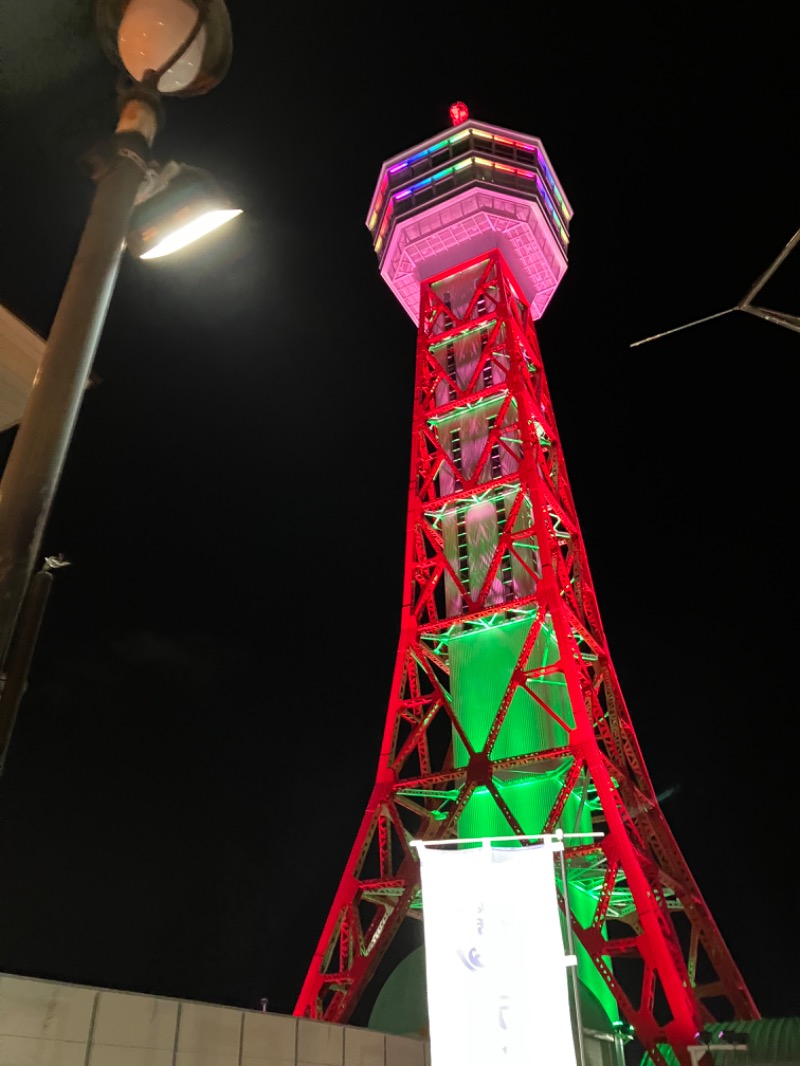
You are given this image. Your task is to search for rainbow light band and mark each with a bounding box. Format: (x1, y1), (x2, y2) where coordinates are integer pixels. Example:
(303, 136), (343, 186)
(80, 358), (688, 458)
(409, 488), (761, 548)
(368, 126), (571, 234)
(373, 156), (569, 251)
(394, 158), (474, 201)
(534, 177), (569, 245)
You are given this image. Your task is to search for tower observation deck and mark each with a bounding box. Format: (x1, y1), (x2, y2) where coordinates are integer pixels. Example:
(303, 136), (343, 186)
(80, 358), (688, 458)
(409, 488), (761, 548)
(368, 111), (570, 322)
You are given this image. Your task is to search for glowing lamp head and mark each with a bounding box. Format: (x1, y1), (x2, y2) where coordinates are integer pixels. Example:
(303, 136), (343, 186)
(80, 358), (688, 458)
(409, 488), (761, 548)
(139, 207), (242, 259)
(449, 101), (469, 126)
(95, 0), (232, 97)
(127, 163), (242, 260)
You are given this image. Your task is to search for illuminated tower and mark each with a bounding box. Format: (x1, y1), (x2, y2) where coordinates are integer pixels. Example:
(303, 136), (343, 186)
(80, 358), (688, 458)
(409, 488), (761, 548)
(295, 106), (759, 1065)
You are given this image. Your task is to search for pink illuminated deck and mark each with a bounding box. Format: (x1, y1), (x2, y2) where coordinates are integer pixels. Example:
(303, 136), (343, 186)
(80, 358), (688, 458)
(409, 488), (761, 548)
(379, 186), (567, 321)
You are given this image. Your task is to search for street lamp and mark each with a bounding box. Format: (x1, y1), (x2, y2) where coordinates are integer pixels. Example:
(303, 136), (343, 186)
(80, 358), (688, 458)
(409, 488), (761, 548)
(0, 0), (234, 766)
(127, 161), (242, 259)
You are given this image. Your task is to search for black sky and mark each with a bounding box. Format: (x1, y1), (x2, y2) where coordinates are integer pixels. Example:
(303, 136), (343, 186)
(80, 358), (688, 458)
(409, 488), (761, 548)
(0, 0), (797, 1029)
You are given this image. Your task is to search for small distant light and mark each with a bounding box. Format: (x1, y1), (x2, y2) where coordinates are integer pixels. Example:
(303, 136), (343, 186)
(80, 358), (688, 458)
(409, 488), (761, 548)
(449, 101), (469, 126)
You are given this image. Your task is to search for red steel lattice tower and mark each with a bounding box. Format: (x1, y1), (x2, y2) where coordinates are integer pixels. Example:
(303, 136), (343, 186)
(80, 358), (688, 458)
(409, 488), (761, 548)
(294, 107), (759, 1065)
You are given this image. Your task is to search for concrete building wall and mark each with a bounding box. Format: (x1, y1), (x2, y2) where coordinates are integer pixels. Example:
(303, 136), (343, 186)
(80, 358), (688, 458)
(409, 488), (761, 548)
(0, 973), (430, 1066)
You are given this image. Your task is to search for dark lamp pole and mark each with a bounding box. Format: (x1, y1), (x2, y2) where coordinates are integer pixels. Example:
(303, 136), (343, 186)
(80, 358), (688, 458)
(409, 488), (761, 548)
(0, 0), (232, 767)
(0, 99), (157, 672)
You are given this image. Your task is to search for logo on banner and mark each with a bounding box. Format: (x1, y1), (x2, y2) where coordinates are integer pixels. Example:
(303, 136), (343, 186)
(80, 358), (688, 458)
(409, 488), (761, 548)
(454, 898), (518, 1056)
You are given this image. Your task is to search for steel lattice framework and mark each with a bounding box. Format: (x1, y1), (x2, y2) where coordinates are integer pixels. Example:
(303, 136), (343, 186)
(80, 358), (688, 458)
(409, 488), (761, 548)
(295, 117), (758, 1066)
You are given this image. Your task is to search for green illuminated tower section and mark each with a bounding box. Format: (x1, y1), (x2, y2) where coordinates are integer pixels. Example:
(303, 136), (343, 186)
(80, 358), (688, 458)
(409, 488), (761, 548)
(416, 263), (612, 1028)
(295, 109), (759, 1066)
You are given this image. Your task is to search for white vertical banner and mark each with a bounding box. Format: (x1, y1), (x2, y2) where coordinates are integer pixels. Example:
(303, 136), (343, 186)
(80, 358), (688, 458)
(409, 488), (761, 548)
(417, 841), (578, 1066)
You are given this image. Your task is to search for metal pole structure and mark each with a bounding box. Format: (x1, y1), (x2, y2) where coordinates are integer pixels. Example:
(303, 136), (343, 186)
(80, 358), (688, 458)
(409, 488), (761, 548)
(631, 222), (800, 348)
(741, 304), (800, 334)
(0, 97), (158, 728)
(0, 558), (67, 777)
(738, 223), (800, 307)
(555, 829), (588, 1066)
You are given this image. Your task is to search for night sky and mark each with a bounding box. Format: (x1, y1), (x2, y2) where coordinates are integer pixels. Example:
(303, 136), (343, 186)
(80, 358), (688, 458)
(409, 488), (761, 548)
(0, 0), (797, 1032)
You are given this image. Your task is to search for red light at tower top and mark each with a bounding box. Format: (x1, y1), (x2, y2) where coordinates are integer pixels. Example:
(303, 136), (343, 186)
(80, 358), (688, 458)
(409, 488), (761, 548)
(449, 100), (469, 125)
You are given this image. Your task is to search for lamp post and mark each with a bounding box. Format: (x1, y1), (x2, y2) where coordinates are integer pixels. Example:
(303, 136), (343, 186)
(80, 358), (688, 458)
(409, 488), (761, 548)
(0, 0), (234, 764)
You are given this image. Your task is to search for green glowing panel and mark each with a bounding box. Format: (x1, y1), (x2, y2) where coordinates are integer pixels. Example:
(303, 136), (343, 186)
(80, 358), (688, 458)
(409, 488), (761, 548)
(450, 616), (572, 761)
(449, 616), (617, 1026)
